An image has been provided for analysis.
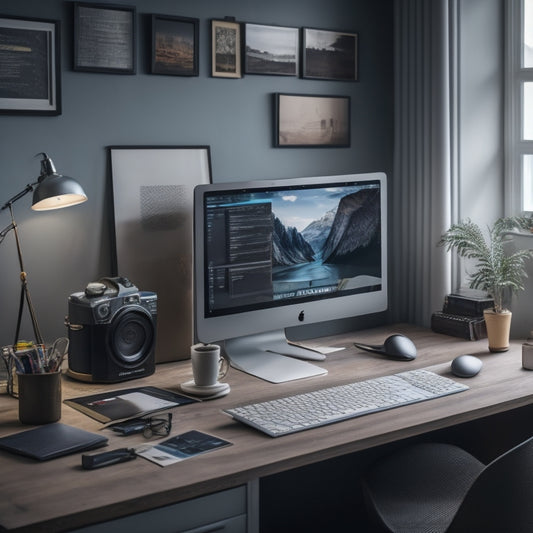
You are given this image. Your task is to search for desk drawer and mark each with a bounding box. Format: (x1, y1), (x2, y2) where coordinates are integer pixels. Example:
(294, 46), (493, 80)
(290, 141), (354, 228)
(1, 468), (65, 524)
(180, 514), (246, 533)
(73, 486), (247, 533)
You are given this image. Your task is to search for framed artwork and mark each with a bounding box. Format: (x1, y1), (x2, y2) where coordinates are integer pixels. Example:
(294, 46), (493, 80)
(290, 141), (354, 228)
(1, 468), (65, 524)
(74, 2), (136, 74)
(302, 28), (358, 81)
(211, 19), (241, 78)
(109, 146), (212, 362)
(0, 16), (61, 115)
(244, 23), (299, 76)
(151, 14), (199, 76)
(274, 93), (351, 148)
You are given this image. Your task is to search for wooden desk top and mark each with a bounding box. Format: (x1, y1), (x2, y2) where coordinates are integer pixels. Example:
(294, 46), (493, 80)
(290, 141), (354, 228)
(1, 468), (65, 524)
(1, 324), (532, 531)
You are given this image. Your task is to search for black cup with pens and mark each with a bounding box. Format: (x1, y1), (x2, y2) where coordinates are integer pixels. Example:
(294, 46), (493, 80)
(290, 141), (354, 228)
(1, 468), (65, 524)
(2, 338), (68, 424)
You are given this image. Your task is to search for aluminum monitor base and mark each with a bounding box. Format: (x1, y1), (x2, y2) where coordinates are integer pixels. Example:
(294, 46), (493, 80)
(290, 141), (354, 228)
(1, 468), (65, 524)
(224, 330), (328, 383)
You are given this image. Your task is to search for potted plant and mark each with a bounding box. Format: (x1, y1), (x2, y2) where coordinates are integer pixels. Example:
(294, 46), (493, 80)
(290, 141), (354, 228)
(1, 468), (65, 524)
(439, 215), (533, 352)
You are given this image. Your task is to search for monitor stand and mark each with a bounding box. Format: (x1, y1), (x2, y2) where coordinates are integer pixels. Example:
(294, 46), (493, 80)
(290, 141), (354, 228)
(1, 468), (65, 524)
(224, 330), (328, 384)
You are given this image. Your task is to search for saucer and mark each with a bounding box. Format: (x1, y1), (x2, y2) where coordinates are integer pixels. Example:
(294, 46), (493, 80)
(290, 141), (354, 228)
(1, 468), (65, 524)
(180, 380), (230, 400)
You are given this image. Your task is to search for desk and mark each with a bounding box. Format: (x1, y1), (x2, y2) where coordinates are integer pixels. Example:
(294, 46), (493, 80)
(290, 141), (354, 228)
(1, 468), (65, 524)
(1, 324), (532, 532)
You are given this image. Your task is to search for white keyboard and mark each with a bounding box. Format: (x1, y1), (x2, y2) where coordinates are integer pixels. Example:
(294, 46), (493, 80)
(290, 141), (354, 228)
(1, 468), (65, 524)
(224, 369), (468, 437)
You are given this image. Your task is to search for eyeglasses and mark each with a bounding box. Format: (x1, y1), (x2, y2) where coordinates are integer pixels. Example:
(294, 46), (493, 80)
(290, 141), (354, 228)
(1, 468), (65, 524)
(110, 412), (173, 439)
(142, 413), (172, 439)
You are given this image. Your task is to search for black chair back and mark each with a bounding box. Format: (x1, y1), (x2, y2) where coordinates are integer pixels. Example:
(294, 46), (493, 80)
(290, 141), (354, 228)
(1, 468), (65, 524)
(448, 436), (533, 532)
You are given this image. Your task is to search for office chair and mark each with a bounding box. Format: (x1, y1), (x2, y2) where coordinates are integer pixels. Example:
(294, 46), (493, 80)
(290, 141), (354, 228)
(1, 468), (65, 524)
(361, 436), (533, 532)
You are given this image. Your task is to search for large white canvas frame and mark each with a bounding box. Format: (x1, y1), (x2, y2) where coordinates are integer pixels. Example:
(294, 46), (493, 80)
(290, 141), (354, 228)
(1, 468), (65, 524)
(110, 146), (211, 362)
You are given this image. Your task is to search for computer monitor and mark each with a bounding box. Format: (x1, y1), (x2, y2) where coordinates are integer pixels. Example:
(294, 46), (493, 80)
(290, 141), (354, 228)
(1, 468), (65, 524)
(193, 172), (387, 383)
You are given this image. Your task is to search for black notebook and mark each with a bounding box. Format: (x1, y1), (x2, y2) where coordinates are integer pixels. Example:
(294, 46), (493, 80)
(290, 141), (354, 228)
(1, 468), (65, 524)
(64, 386), (198, 423)
(0, 423), (108, 461)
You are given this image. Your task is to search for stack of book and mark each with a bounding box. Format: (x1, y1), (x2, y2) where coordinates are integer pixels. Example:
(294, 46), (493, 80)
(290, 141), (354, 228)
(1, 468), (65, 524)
(431, 289), (494, 340)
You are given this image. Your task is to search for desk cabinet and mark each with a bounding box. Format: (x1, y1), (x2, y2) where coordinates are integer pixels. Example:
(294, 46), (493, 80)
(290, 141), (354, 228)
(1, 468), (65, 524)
(73, 486), (248, 533)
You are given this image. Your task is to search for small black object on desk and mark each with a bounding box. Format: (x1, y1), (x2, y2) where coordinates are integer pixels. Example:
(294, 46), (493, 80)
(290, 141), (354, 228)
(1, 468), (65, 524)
(354, 334), (417, 361)
(82, 448), (137, 470)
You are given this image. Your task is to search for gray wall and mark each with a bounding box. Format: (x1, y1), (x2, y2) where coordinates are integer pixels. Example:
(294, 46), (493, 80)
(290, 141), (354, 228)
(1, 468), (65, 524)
(0, 0), (394, 347)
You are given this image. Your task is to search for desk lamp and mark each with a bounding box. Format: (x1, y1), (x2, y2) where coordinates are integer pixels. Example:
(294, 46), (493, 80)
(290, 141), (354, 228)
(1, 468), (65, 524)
(0, 153), (87, 346)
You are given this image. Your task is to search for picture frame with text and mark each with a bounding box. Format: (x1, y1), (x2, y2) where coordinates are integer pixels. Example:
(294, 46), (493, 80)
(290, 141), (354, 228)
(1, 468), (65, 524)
(74, 2), (136, 74)
(0, 16), (61, 115)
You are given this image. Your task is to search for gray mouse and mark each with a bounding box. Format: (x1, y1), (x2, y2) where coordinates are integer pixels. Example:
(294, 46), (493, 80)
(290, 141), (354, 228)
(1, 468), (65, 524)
(451, 354), (482, 378)
(354, 334), (417, 361)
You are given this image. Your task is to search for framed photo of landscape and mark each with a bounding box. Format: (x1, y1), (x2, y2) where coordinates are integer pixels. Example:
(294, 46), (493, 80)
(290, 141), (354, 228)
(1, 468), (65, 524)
(275, 93), (350, 148)
(211, 19), (241, 78)
(74, 3), (136, 74)
(244, 23), (299, 76)
(151, 14), (199, 76)
(302, 27), (358, 81)
(0, 16), (61, 115)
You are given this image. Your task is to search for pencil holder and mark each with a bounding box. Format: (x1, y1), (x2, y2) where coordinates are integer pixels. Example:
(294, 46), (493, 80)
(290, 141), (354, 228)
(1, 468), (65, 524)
(17, 371), (62, 425)
(2, 338), (69, 398)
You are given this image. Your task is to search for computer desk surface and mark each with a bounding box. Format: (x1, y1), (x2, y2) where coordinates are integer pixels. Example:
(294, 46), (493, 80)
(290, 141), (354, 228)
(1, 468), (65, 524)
(0, 324), (532, 531)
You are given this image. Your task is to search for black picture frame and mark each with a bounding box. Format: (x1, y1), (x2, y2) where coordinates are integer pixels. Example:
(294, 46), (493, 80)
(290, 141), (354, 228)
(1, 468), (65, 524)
(211, 19), (241, 78)
(0, 16), (61, 115)
(274, 93), (351, 148)
(302, 27), (358, 81)
(73, 2), (136, 74)
(151, 14), (199, 77)
(244, 23), (299, 76)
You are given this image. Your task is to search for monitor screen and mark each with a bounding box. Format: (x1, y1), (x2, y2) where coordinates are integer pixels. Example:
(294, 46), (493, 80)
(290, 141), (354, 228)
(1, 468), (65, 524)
(193, 172), (387, 382)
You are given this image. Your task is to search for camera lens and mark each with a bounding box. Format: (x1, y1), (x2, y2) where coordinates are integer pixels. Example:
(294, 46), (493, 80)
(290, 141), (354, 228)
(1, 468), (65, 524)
(108, 307), (154, 366)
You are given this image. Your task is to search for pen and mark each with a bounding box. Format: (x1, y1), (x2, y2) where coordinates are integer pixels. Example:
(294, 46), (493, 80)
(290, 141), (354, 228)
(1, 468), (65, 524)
(8, 351), (25, 374)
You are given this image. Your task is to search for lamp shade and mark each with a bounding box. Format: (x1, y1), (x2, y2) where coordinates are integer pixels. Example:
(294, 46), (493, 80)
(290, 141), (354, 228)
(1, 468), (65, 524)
(31, 154), (87, 211)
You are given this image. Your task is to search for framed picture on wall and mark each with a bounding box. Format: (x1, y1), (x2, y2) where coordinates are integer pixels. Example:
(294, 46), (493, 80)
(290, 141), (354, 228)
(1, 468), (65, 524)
(0, 16), (61, 115)
(73, 2), (136, 74)
(244, 23), (299, 76)
(274, 93), (351, 148)
(302, 27), (358, 81)
(151, 14), (199, 76)
(211, 19), (241, 78)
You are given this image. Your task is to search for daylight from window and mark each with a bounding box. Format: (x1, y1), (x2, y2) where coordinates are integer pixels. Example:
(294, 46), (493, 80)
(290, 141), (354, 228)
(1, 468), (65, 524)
(518, 0), (533, 210)
(524, 0), (533, 67)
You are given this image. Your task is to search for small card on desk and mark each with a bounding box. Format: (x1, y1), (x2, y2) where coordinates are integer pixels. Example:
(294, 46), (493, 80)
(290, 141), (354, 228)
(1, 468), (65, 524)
(0, 423), (108, 461)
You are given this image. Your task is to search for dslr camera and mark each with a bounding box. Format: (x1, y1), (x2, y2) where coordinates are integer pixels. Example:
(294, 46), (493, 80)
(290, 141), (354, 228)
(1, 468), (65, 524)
(66, 276), (157, 383)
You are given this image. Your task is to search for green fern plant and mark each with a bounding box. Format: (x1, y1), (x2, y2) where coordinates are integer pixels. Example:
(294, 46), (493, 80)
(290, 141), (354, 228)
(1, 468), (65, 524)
(438, 216), (533, 313)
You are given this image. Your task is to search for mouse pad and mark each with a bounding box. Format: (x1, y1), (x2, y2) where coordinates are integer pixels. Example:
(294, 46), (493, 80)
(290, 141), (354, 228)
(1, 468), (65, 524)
(0, 423), (108, 461)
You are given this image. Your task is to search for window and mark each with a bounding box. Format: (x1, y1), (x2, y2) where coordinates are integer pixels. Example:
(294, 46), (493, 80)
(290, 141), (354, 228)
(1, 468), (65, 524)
(507, 0), (533, 212)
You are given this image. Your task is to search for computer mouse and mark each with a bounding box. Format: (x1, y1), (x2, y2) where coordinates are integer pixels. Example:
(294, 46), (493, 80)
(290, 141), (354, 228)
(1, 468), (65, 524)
(353, 334), (417, 361)
(451, 354), (482, 378)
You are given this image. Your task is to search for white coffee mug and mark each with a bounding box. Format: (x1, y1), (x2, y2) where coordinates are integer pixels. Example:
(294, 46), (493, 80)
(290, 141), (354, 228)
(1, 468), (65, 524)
(190, 344), (228, 386)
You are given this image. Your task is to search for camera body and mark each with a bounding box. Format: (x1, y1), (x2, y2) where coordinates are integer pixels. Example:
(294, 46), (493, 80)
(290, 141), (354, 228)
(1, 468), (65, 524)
(66, 277), (157, 383)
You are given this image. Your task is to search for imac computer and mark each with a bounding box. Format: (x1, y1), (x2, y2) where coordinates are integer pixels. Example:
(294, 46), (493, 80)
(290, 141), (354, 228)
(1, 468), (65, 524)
(193, 172), (387, 383)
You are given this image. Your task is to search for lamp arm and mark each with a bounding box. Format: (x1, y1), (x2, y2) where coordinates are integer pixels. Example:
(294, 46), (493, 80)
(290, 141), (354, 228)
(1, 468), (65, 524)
(1, 182), (37, 212)
(1, 202), (44, 345)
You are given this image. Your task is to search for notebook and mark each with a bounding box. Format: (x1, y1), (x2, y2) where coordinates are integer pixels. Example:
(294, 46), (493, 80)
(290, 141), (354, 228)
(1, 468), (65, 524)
(0, 423), (108, 461)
